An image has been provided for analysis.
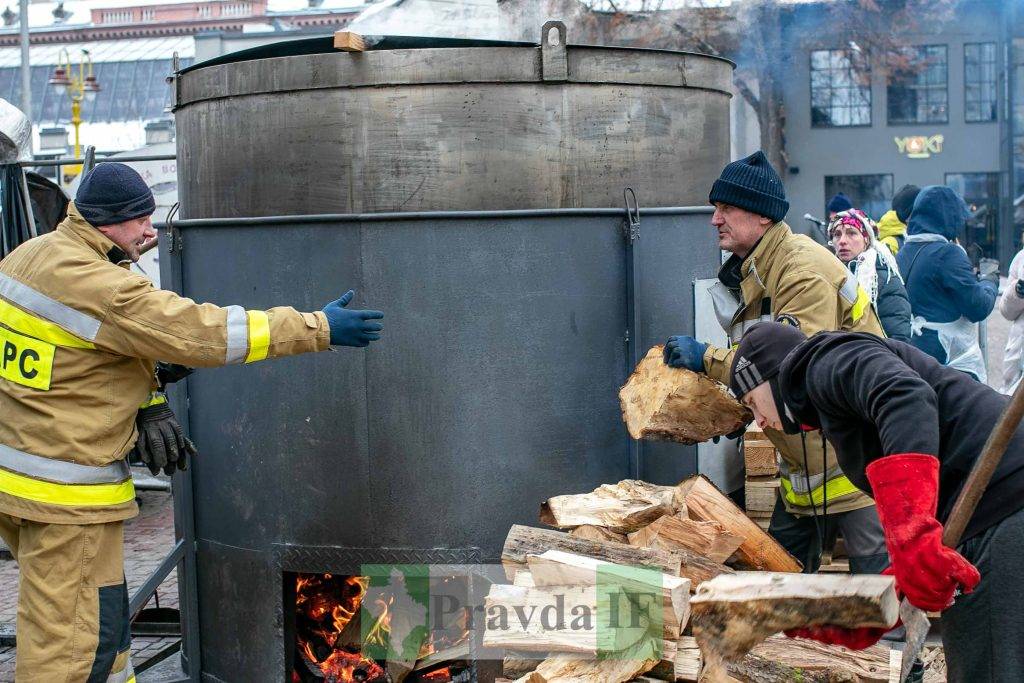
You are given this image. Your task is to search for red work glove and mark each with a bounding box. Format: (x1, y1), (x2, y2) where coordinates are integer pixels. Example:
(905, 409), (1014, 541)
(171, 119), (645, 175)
(784, 625), (888, 650)
(866, 454), (980, 612)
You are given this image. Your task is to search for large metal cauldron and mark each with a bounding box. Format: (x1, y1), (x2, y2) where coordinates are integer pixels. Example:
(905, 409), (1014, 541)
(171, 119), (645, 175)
(166, 31), (732, 683)
(173, 26), (733, 216)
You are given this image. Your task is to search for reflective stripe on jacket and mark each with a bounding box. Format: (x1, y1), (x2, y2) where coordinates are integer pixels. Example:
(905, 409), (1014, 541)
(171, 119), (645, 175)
(0, 203), (331, 524)
(702, 221), (885, 515)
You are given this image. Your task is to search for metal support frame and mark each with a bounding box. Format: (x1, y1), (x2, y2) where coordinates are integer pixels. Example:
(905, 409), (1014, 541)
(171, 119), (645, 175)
(622, 188), (643, 478)
(129, 539), (186, 621)
(19, 153), (176, 168)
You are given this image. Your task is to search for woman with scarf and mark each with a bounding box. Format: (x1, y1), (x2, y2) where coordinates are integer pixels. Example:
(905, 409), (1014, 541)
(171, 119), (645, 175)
(829, 209), (912, 342)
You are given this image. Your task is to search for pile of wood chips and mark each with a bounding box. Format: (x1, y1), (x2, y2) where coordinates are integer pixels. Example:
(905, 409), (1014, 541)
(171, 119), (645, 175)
(487, 475), (904, 683)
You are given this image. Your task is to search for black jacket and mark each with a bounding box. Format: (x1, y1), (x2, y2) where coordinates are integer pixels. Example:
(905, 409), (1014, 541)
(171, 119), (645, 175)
(778, 331), (1024, 540)
(849, 258), (912, 343)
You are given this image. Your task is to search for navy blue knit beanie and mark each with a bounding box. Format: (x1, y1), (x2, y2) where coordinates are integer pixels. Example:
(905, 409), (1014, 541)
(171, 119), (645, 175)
(708, 151), (789, 222)
(826, 193), (853, 214)
(75, 162), (156, 227)
(892, 184), (921, 224)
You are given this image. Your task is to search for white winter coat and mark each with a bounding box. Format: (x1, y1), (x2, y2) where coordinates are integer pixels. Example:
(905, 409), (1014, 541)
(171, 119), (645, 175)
(999, 249), (1024, 393)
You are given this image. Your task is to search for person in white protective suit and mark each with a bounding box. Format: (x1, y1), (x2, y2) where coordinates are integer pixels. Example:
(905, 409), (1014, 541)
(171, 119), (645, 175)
(999, 247), (1024, 393)
(895, 186), (998, 383)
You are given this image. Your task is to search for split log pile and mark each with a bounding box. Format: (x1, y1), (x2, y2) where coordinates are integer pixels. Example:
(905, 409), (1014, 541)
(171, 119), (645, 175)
(742, 429), (779, 533)
(486, 477), (902, 683)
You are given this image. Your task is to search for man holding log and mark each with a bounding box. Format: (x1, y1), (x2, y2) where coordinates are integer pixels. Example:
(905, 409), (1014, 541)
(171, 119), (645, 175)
(663, 151), (890, 575)
(728, 321), (1024, 680)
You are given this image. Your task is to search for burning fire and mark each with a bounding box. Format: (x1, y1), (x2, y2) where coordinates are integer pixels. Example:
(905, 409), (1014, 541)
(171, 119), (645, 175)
(294, 573), (385, 682)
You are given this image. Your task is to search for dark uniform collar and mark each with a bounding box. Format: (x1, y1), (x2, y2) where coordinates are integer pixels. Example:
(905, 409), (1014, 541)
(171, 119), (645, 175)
(57, 202), (132, 267)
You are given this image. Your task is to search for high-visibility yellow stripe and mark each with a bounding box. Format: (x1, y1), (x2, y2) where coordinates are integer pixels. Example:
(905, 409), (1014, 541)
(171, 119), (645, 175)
(850, 286), (870, 322)
(139, 392), (167, 408)
(0, 467), (135, 506)
(780, 473), (862, 507)
(0, 325), (55, 390)
(244, 310), (270, 363)
(0, 298), (95, 349)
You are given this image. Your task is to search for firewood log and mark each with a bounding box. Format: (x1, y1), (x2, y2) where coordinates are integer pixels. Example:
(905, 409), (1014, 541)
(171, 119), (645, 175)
(627, 514), (743, 564)
(570, 525), (629, 544)
(750, 634), (901, 683)
(676, 476), (801, 572)
(619, 346), (752, 444)
(502, 525), (732, 588)
(513, 638), (662, 683)
(689, 572), (899, 680)
(526, 550), (690, 639)
(540, 480), (677, 533)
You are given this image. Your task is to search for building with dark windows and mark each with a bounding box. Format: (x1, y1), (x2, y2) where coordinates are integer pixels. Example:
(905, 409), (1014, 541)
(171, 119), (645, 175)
(779, 0), (1023, 270)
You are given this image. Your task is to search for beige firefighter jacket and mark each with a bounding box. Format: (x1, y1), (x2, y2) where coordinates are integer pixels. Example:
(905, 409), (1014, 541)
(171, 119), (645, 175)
(702, 221), (885, 515)
(0, 204), (331, 524)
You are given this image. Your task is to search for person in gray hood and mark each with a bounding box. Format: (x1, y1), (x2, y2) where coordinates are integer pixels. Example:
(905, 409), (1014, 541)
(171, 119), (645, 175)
(895, 186), (997, 381)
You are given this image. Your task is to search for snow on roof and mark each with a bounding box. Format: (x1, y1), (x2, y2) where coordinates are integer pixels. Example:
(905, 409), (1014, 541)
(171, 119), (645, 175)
(347, 0), (502, 39)
(267, 0), (367, 13)
(0, 35), (194, 67)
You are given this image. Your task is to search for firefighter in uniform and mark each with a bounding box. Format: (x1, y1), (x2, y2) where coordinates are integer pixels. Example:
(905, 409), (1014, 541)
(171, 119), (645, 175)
(0, 163), (384, 682)
(663, 151), (890, 574)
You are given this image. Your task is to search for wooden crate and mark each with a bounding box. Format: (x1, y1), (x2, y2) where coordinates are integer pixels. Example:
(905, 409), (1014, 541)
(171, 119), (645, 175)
(745, 476), (780, 514)
(744, 439), (779, 477)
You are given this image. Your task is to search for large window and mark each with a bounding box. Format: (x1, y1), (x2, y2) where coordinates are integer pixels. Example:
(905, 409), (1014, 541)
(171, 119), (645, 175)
(946, 173), (1000, 263)
(887, 45), (948, 124)
(824, 174), (894, 221)
(965, 42), (998, 122)
(810, 48), (872, 127)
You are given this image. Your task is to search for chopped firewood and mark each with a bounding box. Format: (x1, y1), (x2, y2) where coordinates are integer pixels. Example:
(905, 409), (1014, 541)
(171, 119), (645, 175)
(333, 31), (366, 51)
(647, 636), (701, 681)
(540, 480), (677, 533)
(743, 441), (778, 477)
(676, 476), (801, 572)
(412, 643), (471, 674)
(743, 477), (779, 515)
(571, 524), (629, 544)
(627, 514), (743, 564)
(514, 638), (662, 683)
(689, 572), (899, 682)
(751, 634), (901, 683)
(619, 346), (752, 444)
(502, 525), (733, 588)
(526, 550), (691, 639)
(483, 584), (648, 655)
(726, 652), (856, 683)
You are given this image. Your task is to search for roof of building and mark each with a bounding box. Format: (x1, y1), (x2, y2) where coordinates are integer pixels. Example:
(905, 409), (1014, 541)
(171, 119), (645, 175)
(0, 35), (194, 66)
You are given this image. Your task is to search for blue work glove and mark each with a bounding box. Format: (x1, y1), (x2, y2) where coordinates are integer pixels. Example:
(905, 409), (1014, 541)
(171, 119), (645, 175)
(663, 335), (708, 373)
(322, 290), (384, 347)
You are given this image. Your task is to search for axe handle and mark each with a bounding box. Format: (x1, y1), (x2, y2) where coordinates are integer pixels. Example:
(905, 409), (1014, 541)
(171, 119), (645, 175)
(942, 378), (1024, 547)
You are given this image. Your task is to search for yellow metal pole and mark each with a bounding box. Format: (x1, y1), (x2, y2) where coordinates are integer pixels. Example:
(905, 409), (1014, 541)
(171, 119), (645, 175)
(71, 98), (81, 159)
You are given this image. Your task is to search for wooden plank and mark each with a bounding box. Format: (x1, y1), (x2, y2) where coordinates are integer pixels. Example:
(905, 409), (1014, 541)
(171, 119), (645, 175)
(527, 550), (691, 639)
(570, 524), (629, 544)
(743, 477), (779, 514)
(540, 480), (677, 533)
(743, 441), (778, 477)
(333, 31), (366, 51)
(627, 514), (743, 564)
(483, 584), (648, 655)
(689, 572), (899, 672)
(619, 346), (752, 444)
(676, 475), (801, 572)
(502, 524), (732, 588)
(750, 633), (900, 683)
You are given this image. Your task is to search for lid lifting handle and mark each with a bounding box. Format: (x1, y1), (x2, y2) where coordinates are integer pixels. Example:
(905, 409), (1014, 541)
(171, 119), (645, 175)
(541, 21), (568, 82)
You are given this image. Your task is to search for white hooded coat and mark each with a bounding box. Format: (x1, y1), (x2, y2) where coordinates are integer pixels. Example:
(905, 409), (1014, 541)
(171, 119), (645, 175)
(999, 249), (1024, 393)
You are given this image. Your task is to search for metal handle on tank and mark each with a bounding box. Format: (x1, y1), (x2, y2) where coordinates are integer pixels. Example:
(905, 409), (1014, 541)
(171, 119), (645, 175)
(541, 21), (568, 82)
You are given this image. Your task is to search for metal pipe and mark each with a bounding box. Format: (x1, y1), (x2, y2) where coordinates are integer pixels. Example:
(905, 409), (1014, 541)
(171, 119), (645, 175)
(21, 153), (177, 167)
(18, 0), (30, 138)
(153, 205), (713, 230)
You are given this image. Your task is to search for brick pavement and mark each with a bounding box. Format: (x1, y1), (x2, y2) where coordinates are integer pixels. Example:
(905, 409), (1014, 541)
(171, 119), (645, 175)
(0, 489), (180, 681)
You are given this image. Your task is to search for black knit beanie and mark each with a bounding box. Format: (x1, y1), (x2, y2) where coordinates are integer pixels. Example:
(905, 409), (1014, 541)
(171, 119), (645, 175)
(826, 193), (853, 214)
(729, 321), (806, 399)
(892, 184), (921, 224)
(75, 162), (156, 227)
(708, 150), (789, 222)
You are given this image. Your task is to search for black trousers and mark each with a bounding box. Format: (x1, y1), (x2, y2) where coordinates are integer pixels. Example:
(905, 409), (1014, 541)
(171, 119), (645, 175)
(943, 505), (1024, 683)
(768, 496), (889, 574)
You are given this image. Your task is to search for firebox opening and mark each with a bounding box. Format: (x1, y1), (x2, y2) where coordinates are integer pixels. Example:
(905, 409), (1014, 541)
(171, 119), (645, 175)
(286, 571), (474, 683)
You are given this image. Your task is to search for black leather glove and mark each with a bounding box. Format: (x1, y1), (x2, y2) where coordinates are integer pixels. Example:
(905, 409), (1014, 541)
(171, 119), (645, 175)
(155, 362), (194, 390)
(712, 427), (746, 444)
(1016, 279), (1024, 299)
(129, 397), (197, 476)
